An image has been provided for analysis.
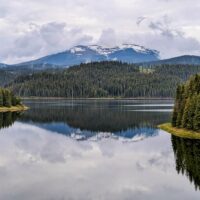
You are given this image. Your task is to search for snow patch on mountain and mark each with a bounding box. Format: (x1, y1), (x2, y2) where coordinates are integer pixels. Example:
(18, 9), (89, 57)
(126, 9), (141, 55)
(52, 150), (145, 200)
(89, 45), (120, 56)
(68, 44), (159, 57)
(14, 43), (160, 67)
(70, 46), (86, 54)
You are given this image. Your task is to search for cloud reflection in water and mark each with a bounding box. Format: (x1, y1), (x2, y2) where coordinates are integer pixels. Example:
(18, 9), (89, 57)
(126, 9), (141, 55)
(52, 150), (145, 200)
(0, 122), (199, 200)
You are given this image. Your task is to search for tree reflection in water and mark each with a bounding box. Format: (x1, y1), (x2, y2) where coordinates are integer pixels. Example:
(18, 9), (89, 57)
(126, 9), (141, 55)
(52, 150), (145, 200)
(171, 135), (200, 190)
(0, 112), (22, 130)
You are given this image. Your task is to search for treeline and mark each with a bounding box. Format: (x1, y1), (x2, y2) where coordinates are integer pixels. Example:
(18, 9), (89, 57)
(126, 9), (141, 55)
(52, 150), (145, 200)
(0, 88), (21, 107)
(8, 61), (200, 98)
(172, 74), (200, 131)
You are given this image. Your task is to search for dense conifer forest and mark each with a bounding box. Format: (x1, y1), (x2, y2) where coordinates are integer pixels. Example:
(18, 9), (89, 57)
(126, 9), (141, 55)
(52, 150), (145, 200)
(7, 61), (200, 98)
(0, 88), (21, 107)
(172, 74), (200, 131)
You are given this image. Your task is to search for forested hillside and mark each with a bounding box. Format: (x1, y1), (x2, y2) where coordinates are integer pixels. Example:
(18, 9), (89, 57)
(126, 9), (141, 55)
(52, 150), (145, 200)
(172, 74), (200, 131)
(8, 61), (200, 98)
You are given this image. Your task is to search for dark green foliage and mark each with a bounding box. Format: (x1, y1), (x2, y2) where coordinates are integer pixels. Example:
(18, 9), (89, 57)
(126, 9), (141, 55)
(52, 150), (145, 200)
(172, 74), (200, 131)
(11, 92), (21, 106)
(7, 62), (200, 98)
(175, 85), (186, 127)
(3, 90), (12, 107)
(193, 95), (200, 131)
(0, 88), (21, 107)
(0, 89), (3, 107)
(171, 135), (200, 190)
(172, 86), (182, 127)
(0, 112), (21, 130)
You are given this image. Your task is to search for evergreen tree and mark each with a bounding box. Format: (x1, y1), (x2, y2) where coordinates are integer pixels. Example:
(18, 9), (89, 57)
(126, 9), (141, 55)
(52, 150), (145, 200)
(193, 95), (200, 131)
(11, 92), (17, 106)
(0, 88), (21, 107)
(182, 96), (197, 129)
(0, 89), (3, 107)
(173, 74), (200, 132)
(176, 85), (185, 127)
(182, 98), (190, 128)
(172, 86), (181, 126)
(3, 89), (12, 107)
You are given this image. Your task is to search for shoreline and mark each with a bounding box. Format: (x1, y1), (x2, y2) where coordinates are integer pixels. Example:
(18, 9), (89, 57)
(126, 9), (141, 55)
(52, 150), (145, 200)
(0, 105), (29, 113)
(22, 97), (174, 100)
(158, 123), (200, 139)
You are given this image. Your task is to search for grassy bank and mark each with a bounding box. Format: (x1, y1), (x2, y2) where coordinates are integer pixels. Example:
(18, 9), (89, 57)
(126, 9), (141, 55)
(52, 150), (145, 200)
(158, 123), (200, 139)
(0, 105), (29, 113)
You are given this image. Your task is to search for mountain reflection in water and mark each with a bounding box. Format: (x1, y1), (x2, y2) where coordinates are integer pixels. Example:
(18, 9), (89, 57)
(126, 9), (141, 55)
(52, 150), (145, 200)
(16, 99), (173, 141)
(0, 99), (200, 200)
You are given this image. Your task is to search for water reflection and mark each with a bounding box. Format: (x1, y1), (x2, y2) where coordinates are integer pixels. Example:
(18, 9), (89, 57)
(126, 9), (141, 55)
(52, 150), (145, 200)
(0, 125), (199, 200)
(0, 100), (200, 199)
(0, 112), (21, 129)
(171, 135), (200, 190)
(18, 99), (172, 141)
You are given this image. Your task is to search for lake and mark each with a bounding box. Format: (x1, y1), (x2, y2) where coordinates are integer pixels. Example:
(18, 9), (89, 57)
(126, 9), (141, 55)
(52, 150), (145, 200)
(0, 99), (200, 200)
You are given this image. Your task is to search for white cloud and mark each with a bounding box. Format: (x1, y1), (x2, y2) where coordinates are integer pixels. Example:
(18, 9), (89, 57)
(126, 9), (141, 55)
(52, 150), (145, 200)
(98, 28), (117, 47)
(0, 0), (200, 63)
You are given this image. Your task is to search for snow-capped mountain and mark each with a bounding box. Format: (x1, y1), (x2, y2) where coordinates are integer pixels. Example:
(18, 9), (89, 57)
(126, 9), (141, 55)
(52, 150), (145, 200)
(17, 44), (160, 67)
(0, 63), (8, 68)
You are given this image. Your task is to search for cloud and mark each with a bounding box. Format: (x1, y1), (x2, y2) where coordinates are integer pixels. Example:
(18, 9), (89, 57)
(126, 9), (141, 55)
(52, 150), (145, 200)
(0, 0), (200, 63)
(148, 17), (183, 38)
(98, 28), (117, 47)
(129, 16), (200, 58)
(1, 22), (93, 64)
(136, 17), (147, 26)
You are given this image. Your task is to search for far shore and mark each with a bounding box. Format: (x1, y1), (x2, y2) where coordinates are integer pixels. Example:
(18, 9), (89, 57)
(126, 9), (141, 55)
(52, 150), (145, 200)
(21, 97), (174, 100)
(0, 105), (29, 113)
(158, 123), (200, 139)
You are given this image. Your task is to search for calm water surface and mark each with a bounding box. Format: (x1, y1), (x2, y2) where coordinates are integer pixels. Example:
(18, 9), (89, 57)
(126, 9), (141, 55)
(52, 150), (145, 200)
(0, 99), (200, 200)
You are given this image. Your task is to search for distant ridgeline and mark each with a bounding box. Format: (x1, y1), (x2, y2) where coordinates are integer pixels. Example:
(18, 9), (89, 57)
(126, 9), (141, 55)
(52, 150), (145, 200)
(8, 61), (200, 98)
(0, 88), (21, 107)
(172, 74), (200, 131)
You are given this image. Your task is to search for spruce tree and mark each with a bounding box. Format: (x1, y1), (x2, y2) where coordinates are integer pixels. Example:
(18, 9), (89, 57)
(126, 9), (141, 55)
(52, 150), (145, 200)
(182, 98), (190, 128)
(193, 95), (200, 131)
(176, 85), (185, 127)
(3, 89), (12, 107)
(172, 86), (181, 126)
(0, 89), (3, 107)
(11, 92), (17, 106)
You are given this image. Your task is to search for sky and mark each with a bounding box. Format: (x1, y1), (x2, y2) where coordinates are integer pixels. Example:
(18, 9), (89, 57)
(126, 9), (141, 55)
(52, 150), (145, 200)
(0, 0), (200, 64)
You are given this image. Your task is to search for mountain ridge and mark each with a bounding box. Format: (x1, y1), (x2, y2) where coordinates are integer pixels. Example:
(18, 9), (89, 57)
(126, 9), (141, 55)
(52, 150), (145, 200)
(4, 44), (160, 67)
(142, 55), (200, 66)
(1, 45), (200, 70)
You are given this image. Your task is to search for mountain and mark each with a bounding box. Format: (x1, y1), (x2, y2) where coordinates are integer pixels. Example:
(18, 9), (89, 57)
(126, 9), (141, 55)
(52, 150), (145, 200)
(17, 44), (160, 67)
(0, 63), (8, 68)
(144, 55), (200, 66)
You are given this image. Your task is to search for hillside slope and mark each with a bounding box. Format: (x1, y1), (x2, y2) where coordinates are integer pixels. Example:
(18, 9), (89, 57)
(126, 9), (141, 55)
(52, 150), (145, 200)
(144, 55), (200, 66)
(8, 61), (200, 98)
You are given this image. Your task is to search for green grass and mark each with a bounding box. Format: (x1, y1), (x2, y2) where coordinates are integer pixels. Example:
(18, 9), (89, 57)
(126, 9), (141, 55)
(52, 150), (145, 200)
(0, 105), (29, 113)
(158, 123), (200, 139)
